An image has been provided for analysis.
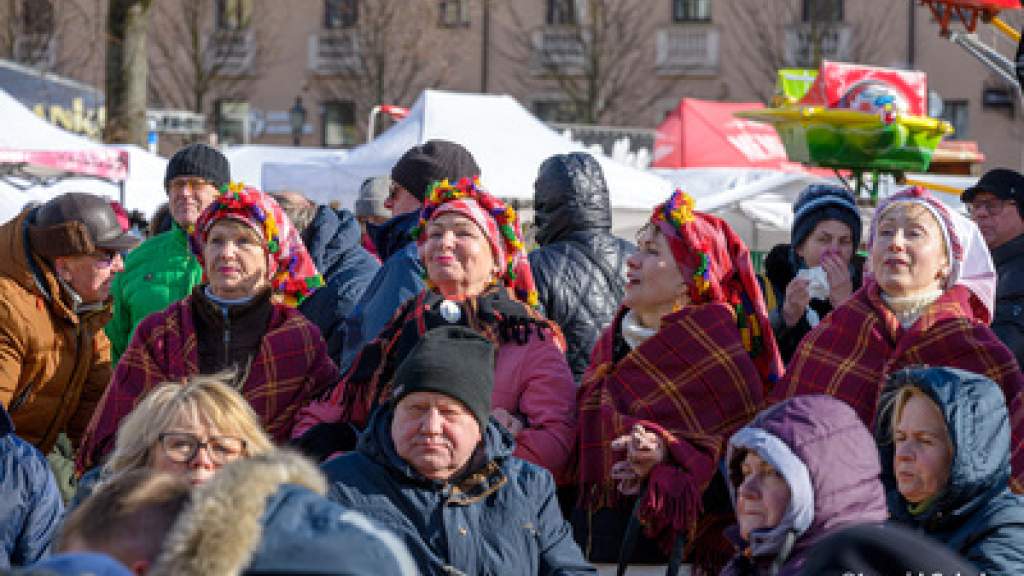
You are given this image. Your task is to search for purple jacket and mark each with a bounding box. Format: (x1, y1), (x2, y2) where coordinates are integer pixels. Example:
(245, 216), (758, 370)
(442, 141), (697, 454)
(721, 395), (888, 576)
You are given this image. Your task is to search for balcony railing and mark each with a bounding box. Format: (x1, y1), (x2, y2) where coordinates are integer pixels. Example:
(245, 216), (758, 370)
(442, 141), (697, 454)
(208, 28), (255, 75)
(309, 30), (362, 74)
(655, 25), (719, 74)
(784, 23), (851, 67)
(13, 33), (56, 68)
(531, 28), (588, 75)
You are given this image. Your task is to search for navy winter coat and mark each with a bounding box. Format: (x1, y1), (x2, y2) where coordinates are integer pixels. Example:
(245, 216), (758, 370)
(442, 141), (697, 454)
(0, 405), (63, 569)
(877, 367), (1024, 576)
(297, 206), (379, 359)
(529, 153), (634, 382)
(333, 210), (424, 372)
(323, 407), (595, 576)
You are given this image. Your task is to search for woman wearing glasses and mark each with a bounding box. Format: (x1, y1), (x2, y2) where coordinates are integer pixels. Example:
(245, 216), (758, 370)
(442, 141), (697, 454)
(78, 185), (339, 474)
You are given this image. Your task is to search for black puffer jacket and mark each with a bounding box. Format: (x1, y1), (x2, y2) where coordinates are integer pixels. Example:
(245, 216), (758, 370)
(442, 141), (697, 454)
(992, 233), (1024, 370)
(528, 153), (634, 382)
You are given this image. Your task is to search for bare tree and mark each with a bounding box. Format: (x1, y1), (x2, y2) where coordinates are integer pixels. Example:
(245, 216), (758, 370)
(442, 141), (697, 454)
(311, 0), (454, 139)
(105, 0), (152, 144)
(722, 0), (898, 104)
(497, 0), (670, 125)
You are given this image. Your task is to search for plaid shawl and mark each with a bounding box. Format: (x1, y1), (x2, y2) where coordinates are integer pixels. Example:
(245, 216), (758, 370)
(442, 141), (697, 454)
(332, 286), (565, 427)
(77, 295), (339, 472)
(577, 303), (767, 549)
(774, 280), (1024, 491)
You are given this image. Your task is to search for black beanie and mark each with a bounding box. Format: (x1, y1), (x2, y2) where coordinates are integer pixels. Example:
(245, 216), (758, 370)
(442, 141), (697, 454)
(392, 326), (495, 431)
(390, 140), (480, 202)
(802, 523), (980, 576)
(164, 143), (231, 192)
(790, 184), (862, 254)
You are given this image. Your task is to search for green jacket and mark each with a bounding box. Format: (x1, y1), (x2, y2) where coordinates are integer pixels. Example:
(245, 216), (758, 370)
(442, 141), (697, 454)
(106, 225), (203, 364)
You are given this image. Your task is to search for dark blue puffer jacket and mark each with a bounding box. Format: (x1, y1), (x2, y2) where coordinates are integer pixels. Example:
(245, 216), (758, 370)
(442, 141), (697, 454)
(0, 405), (63, 569)
(877, 367), (1024, 576)
(323, 407), (595, 576)
(297, 206), (379, 360)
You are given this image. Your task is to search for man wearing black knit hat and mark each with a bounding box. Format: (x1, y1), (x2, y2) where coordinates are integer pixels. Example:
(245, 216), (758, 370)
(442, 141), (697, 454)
(962, 168), (1024, 368)
(331, 140), (481, 372)
(105, 143), (231, 364)
(323, 326), (594, 575)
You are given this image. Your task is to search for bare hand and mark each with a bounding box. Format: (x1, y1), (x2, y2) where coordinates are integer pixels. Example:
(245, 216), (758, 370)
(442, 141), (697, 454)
(782, 277), (811, 327)
(821, 250), (853, 306)
(491, 407), (524, 436)
(611, 425), (667, 494)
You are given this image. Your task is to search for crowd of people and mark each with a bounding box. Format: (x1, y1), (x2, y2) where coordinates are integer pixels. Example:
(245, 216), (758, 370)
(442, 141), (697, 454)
(1, 138), (1023, 576)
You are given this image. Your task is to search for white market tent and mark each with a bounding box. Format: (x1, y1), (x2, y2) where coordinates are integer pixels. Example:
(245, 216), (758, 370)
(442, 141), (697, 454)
(0, 88), (168, 223)
(224, 144), (347, 190)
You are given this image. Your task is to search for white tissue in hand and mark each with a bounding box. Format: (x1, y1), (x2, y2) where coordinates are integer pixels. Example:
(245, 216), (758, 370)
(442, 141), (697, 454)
(797, 266), (830, 300)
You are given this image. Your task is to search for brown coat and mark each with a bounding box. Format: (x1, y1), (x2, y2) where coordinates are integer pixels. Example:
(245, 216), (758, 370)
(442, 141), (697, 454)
(0, 209), (113, 452)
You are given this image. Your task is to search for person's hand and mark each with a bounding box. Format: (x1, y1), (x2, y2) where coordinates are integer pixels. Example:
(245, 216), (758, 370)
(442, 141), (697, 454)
(821, 249), (853, 307)
(610, 425), (667, 495)
(782, 277), (811, 327)
(491, 407), (524, 436)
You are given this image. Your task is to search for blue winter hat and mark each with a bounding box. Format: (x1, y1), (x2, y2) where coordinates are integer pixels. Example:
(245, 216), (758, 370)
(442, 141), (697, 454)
(791, 184), (862, 255)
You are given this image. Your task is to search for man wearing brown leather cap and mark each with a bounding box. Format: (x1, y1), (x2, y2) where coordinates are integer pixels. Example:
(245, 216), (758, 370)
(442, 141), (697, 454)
(0, 192), (140, 452)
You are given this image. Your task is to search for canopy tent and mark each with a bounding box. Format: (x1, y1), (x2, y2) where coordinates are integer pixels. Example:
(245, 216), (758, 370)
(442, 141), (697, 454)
(224, 145), (348, 190)
(261, 89), (674, 211)
(0, 88), (168, 223)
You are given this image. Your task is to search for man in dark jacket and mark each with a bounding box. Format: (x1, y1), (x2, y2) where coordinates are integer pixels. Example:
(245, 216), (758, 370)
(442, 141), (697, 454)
(271, 192), (379, 359)
(323, 326), (595, 575)
(962, 168), (1024, 369)
(0, 404), (63, 569)
(334, 140), (480, 372)
(529, 153), (634, 382)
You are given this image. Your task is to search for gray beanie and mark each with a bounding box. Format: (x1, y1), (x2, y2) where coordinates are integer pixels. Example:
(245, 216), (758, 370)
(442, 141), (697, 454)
(355, 177), (390, 219)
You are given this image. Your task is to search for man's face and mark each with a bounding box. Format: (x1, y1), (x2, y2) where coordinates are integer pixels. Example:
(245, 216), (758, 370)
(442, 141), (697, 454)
(55, 250), (124, 304)
(967, 191), (1024, 250)
(391, 391), (482, 482)
(385, 181), (422, 216)
(168, 176), (220, 229)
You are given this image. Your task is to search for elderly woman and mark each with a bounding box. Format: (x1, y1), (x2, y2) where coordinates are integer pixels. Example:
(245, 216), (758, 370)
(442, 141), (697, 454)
(773, 186), (1024, 489)
(876, 367), (1024, 575)
(77, 185), (339, 472)
(103, 374), (273, 485)
(294, 178), (577, 479)
(763, 185), (864, 363)
(574, 190), (783, 571)
(721, 395), (887, 575)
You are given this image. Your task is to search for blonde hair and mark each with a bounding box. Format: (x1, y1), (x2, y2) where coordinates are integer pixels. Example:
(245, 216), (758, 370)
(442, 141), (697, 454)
(104, 372), (274, 477)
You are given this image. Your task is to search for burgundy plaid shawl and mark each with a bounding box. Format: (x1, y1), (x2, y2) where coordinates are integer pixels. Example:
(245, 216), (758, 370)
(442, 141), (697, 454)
(774, 280), (1024, 491)
(577, 303), (768, 546)
(77, 296), (339, 472)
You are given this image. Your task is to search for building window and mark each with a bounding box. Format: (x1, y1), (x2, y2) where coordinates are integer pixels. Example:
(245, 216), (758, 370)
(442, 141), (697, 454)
(802, 0), (843, 23)
(216, 0), (253, 30)
(216, 99), (250, 145)
(940, 99), (968, 140)
(533, 99), (579, 122)
(325, 0), (358, 29)
(21, 0), (54, 35)
(672, 0), (710, 22)
(322, 100), (356, 147)
(547, 0), (577, 26)
(439, 0), (470, 27)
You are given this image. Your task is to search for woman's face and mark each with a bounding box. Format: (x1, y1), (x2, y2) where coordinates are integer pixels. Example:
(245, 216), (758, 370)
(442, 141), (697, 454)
(623, 225), (687, 320)
(148, 414), (247, 485)
(893, 393), (953, 504)
(203, 220), (270, 299)
(422, 212), (499, 298)
(736, 451), (792, 541)
(796, 219), (854, 268)
(870, 203), (950, 298)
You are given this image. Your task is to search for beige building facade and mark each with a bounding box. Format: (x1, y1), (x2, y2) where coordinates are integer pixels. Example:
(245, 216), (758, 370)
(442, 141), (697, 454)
(1, 0), (1021, 170)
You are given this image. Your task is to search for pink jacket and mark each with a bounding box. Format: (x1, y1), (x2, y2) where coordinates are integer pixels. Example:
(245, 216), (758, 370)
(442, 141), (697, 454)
(295, 329), (577, 480)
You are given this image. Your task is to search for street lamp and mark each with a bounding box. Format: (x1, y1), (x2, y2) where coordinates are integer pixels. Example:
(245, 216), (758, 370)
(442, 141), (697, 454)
(289, 96), (307, 146)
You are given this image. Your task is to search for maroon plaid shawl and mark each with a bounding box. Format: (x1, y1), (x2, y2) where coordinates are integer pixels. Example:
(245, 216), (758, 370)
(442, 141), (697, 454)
(77, 296), (339, 472)
(577, 303), (768, 546)
(774, 280), (1024, 491)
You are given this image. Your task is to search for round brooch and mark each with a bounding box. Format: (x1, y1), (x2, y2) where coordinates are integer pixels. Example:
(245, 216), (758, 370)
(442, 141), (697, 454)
(439, 300), (462, 324)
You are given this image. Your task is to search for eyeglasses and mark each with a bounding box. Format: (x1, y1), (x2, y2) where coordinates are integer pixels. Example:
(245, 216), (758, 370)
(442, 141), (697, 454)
(169, 177), (213, 193)
(387, 182), (405, 202)
(967, 198), (1016, 218)
(157, 432), (246, 464)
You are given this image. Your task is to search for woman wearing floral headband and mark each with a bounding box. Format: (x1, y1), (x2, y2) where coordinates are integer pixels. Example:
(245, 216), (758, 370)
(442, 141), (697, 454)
(78, 185), (340, 473)
(293, 177), (577, 479)
(574, 189), (783, 573)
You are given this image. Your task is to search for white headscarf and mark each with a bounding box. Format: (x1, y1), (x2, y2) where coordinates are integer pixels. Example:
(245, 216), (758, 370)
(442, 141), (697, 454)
(868, 186), (996, 323)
